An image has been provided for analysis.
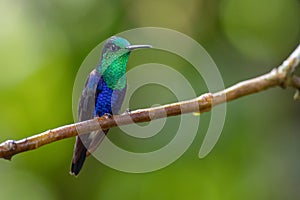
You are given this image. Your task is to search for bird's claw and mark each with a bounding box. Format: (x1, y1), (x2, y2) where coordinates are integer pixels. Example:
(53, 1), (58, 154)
(103, 113), (112, 119)
(121, 108), (131, 115)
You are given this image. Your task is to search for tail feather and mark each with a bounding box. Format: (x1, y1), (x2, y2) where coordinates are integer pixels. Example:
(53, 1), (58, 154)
(70, 138), (87, 176)
(71, 149), (87, 176)
(70, 130), (108, 176)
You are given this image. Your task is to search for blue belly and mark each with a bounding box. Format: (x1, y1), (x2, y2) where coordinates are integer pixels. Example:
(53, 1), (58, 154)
(94, 79), (113, 116)
(94, 78), (126, 117)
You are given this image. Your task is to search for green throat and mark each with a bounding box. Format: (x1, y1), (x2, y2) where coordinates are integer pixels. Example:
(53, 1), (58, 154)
(98, 52), (130, 90)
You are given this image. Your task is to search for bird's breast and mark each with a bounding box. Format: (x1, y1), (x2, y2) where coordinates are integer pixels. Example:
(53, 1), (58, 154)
(94, 79), (126, 117)
(94, 81), (113, 116)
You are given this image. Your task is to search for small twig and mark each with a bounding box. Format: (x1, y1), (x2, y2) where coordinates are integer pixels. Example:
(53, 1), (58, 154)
(0, 44), (299, 160)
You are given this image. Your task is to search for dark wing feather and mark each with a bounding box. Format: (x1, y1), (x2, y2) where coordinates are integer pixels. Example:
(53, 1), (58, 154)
(70, 69), (101, 175)
(111, 85), (127, 115)
(78, 69), (101, 121)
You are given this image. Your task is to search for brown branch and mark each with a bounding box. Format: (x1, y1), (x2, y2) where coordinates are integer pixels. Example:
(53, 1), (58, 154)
(0, 44), (299, 160)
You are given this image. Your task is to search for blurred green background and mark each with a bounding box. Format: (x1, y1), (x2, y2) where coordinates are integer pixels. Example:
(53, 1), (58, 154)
(0, 0), (300, 199)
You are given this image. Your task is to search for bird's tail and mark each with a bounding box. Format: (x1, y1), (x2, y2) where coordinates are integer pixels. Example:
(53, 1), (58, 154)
(70, 138), (87, 176)
(70, 130), (107, 176)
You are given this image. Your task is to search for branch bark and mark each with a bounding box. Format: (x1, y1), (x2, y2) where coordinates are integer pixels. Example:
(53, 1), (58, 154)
(0, 44), (299, 160)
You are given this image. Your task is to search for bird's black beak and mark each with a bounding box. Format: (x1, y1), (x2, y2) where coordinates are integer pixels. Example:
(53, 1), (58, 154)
(126, 44), (152, 51)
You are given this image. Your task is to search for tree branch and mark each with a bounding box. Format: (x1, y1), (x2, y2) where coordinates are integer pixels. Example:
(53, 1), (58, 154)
(0, 44), (299, 160)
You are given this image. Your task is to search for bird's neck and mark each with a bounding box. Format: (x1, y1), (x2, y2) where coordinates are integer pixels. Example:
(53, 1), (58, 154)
(98, 54), (129, 90)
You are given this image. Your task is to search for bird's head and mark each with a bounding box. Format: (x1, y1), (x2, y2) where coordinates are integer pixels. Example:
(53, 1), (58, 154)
(98, 36), (151, 89)
(100, 36), (151, 68)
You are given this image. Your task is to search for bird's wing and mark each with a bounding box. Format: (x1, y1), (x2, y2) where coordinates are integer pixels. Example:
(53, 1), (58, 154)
(78, 69), (100, 122)
(111, 85), (127, 115)
(71, 69), (101, 175)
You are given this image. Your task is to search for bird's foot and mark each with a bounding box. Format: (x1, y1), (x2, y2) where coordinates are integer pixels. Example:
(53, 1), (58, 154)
(121, 108), (131, 115)
(103, 113), (112, 119)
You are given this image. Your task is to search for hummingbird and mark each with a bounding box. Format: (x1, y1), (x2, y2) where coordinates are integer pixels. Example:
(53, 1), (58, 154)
(70, 36), (151, 176)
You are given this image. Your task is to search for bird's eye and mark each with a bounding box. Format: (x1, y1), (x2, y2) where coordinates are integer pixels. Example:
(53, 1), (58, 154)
(111, 44), (119, 51)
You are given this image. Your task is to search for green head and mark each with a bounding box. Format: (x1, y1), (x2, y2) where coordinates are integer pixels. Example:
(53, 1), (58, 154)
(98, 36), (151, 90)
